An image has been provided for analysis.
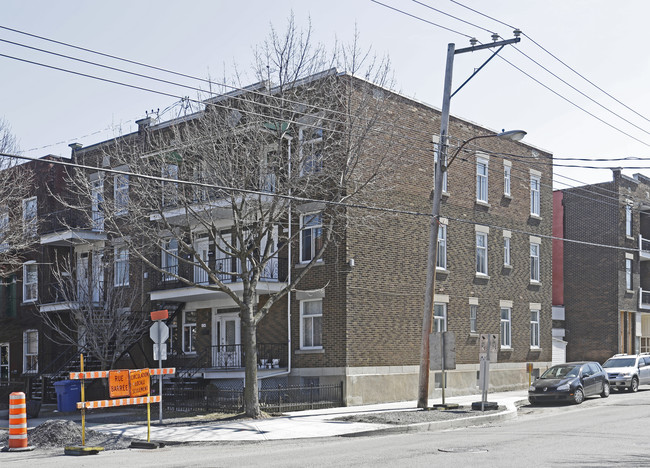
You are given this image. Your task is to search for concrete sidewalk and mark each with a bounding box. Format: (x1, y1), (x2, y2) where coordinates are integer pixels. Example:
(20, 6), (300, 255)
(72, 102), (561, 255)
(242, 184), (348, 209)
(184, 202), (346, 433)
(81, 390), (529, 442)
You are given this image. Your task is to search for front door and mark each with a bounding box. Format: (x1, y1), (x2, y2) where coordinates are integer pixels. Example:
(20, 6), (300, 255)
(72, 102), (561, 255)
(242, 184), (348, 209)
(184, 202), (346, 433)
(194, 238), (209, 285)
(77, 252), (89, 302)
(212, 310), (241, 368)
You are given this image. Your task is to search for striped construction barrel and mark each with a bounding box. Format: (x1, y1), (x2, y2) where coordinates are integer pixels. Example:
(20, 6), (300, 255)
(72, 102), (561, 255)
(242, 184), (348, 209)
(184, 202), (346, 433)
(9, 392), (28, 448)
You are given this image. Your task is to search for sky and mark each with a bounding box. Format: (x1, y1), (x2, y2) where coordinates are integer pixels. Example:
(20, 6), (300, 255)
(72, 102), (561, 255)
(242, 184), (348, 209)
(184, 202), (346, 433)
(3, 1), (650, 190)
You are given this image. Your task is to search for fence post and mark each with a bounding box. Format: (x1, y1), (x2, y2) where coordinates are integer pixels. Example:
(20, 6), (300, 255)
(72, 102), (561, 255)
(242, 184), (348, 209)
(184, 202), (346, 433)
(310, 383), (314, 410)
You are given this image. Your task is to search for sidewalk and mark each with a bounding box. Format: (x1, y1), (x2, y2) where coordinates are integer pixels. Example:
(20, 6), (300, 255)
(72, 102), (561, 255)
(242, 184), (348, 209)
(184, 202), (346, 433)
(1, 390), (528, 442)
(77, 390), (529, 442)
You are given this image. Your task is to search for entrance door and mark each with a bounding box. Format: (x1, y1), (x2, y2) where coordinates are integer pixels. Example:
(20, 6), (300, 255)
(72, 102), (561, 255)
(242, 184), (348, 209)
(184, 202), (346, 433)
(0, 343), (9, 382)
(91, 250), (104, 303)
(76, 252), (89, 302)
(212, 311), (241, 368)
(194, 238), (209, 285)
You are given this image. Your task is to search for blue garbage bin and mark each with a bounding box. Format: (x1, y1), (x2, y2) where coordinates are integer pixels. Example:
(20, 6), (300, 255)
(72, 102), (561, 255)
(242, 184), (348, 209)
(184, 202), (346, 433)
(54, 380), (81, 412)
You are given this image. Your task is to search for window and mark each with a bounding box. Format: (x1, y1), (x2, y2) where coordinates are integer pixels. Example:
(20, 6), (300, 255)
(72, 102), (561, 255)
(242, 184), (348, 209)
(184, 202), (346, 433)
(0, 343), (8, 382)
(436, 224), (447, 270)
(626, 258), (633, 290)
(470, 305), (477, 333)
(434, 141), (448, 193)
(162, 239), (179, 281)
(476, 157), (488, 203)
(504, 237), (511, 267)
(114, 173), (129, 215)
(500, 307), (511, 348)
(626, 205), (633, 237)
(169, 316), (178, 354)
(504, 163), (511, 196)
(22, 197), (37, 237)
(530, 243), (540, 282)
(182, 311), (196, 354)
(300, 127), (323, 175)
(476, 232), (488, 275)
(300, 213), (323, 263)
(23, 262), (37, 302)
(162, 163), (179, 207)
(434, 303), (447, 332)
(114, 246), (129, 287)
(300, 299), (323, 349)
(0, 209), (9, 251)
(91, 177), (104, 231)
(530, 310), (540, 348)
(530, 175), (541, 216)
(23, 329), (38, 373)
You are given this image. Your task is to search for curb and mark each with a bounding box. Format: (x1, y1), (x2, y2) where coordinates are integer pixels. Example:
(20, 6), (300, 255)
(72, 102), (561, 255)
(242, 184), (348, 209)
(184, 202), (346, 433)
(340, 402), (520, 438)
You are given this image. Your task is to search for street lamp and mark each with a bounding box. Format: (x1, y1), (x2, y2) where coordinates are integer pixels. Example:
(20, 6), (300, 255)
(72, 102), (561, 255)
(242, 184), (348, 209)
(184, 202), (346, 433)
(418, 34), (523, 410)
(445, 130), (527, 169)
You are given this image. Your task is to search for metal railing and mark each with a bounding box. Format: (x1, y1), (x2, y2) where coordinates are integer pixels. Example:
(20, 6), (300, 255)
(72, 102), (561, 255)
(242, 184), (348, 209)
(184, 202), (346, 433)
(166, 342), (287, 371)
(640, 235), (650, 257)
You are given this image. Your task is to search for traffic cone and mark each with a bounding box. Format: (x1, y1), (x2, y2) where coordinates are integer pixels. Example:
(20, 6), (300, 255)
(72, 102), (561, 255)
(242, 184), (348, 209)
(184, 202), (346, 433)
(7, 392), (33, 451)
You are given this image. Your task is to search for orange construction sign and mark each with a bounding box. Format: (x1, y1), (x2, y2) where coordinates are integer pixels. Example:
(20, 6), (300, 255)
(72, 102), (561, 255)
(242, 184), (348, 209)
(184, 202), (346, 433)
(129, 368), (150, 397)
(77, 395), (161, 410)
(108, 370), (131, 398)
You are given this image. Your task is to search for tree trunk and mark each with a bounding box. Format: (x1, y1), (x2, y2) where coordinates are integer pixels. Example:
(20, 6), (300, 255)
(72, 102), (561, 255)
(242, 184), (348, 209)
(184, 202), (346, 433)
(242, 306), (261, 418)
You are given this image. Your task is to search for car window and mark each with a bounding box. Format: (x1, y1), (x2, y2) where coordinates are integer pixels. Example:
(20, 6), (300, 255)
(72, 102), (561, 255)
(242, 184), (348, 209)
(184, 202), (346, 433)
(645, 357), (650, 366)
(588, 363), (601, 374)
(603, 358), (636, 368)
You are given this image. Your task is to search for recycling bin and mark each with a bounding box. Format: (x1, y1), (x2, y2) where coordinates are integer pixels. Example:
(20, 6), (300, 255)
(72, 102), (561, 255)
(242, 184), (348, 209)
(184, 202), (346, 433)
(54, 379), (81, 412)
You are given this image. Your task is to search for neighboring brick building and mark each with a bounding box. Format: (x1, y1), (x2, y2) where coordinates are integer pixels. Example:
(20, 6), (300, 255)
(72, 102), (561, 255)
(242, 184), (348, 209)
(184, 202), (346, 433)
(2, 70), (554, 405)
(555, 170), (650, 363)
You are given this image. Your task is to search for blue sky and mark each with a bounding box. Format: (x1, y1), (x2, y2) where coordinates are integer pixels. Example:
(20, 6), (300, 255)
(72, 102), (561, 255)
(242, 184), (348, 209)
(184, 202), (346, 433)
(3, 1), (650, 188)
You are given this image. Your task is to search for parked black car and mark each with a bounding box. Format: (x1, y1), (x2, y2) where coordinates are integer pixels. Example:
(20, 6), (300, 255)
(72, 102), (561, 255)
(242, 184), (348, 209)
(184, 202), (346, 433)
(528, 361), (610, 405)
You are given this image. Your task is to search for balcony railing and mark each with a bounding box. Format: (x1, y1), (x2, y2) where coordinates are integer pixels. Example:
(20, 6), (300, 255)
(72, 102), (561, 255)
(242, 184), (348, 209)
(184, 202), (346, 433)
(640, 235), (650, 260)
(639, 288), (650, 309)
(40, 208), (95, 236)
(167, 342), (287, 371)
(154, 256), (286, 290)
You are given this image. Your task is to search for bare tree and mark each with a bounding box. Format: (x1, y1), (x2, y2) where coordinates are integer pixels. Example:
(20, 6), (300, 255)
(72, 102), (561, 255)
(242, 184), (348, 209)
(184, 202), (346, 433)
(39, 249), (147, 371)
(65, 18), (399, 417)
(0, 117), (37, 276)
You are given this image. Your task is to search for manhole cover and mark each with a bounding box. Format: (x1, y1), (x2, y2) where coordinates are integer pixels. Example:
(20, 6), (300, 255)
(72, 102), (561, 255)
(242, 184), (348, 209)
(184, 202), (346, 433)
(438, 447), (489, 453)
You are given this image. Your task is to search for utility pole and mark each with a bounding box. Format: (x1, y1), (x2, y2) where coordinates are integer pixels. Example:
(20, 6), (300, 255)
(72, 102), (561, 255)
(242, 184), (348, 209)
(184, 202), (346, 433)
(417, 34), (521, 409)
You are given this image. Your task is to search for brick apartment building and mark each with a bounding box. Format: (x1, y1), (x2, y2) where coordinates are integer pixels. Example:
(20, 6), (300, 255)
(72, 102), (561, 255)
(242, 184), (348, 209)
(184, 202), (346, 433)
(554, 169), (650, 363)
(1, 70), (553, 405)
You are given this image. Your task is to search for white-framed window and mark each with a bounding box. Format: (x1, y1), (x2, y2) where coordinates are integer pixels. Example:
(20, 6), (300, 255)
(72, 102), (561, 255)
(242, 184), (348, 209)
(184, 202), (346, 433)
(192, 163), (209, 202)
(626, 258), (633, 290)
(476, 157), (488, 203)
(476, 232), (488, 275)
(114, 173), (129, 215)
(299, 127), (323, 175)
(626, 204), (633, 237)
(22, 197), (37, 237)
(162, 163), (179, 207)
(530, 310), (540, 348)
(23, 261), (37, 302)
(500, 307), (511, 348)
(504, 163), (511, 196)
(300, 213), (323, 263)
(436, 224), (447, 270)
(0, 343), (9, 382)
(530, 243), (540, 282)
(91, 176), (104, 231)
(182, 310), (196, 354)
(0, 208), (9, 251)
(504, 237), (511, 267)
(434, 303), (447, 332)
(114, 246), (129, 287)
(23, 329), (38, 373)
(470, 304), (477, 333)
(434, 141), (448, 193)
(162, 238), (179, 281)
(300, 299), (323, 349)
(530, 175), (541, 216)
(169, 316), (177, 354)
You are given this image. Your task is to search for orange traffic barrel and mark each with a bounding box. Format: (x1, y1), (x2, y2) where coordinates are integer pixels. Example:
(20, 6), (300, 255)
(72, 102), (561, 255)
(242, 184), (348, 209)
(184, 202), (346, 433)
(9, 392), (28, 449)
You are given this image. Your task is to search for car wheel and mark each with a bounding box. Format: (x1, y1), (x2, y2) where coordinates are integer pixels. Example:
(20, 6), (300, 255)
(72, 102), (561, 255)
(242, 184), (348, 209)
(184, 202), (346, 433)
(629, 377), (639, 393)
(600, 381), (610, 398)
(528, 396), (536, 405)
(573, 387), (584, 404)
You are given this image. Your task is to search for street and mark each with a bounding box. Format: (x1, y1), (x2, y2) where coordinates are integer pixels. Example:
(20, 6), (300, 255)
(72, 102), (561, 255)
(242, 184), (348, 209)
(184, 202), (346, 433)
(4, 388), (650, 467)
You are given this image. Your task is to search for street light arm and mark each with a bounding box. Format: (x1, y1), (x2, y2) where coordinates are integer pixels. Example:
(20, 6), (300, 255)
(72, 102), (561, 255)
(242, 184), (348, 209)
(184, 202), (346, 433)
(444, 130), (527, 171)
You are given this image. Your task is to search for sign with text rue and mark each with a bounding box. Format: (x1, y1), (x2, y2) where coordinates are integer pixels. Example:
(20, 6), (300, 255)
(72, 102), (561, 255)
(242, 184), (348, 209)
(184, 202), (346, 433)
(129, 369), (151, 397)
(108, 370), (131, 398)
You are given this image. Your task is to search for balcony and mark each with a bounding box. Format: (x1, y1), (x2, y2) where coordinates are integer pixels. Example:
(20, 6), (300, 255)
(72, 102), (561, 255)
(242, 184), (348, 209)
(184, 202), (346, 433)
(639, 288), (650, 310)
(150, 256), (287, 303)
(40, 208), (106, 246)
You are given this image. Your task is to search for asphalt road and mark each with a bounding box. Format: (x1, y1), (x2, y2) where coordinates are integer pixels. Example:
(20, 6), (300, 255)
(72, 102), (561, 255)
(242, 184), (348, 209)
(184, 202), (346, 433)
(5, 388), (650, 467)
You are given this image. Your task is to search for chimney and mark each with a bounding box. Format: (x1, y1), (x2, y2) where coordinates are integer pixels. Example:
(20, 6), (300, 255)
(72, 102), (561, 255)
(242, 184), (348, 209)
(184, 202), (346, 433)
(69, 142), (82, 160)
(136, 117), (152, 135)
(612, 167), (622, 181)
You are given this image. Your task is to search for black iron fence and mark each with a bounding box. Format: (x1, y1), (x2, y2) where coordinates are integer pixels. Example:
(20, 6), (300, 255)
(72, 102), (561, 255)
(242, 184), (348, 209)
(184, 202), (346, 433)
(162, 381), (343, 414)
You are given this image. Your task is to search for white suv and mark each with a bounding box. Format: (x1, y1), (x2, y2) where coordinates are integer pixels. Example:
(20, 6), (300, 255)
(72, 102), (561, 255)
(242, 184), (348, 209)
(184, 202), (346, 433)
(602, 354), (650, 392)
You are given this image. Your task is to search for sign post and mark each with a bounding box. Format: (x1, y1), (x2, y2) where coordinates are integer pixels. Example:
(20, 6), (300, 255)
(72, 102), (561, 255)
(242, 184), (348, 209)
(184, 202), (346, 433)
(150, 310), (169, 424)
(472, 333), (499, 411)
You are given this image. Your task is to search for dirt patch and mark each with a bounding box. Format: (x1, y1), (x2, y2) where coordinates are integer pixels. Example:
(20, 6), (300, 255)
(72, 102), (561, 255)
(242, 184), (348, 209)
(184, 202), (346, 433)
(335, 406), (503, 425)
